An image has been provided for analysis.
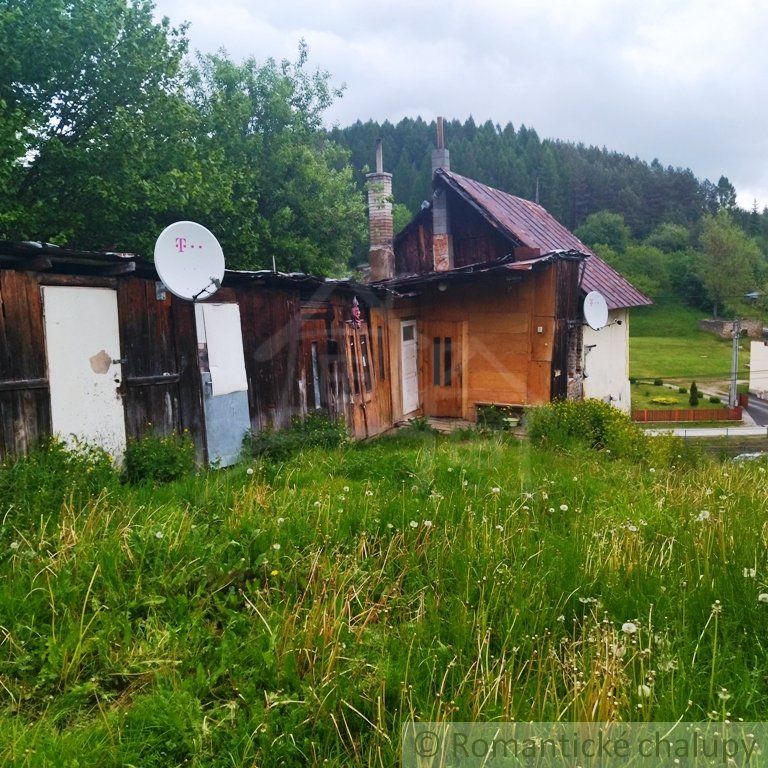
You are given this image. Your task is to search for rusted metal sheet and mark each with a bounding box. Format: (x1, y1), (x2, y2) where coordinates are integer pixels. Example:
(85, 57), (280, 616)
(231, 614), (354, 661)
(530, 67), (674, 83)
(435, 169), (651, 310)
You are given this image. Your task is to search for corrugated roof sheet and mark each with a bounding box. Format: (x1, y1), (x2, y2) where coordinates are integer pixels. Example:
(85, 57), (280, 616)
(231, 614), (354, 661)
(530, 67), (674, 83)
(437, 169), (652, 310)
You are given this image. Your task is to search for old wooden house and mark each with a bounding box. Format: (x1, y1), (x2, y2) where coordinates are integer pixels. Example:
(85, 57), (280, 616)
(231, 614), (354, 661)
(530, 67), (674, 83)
(367, 122), (650, 422)
(0, 242), (392, 464)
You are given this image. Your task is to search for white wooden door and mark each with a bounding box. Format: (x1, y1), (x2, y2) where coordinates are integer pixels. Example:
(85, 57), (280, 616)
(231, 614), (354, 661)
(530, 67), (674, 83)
(42, 286), (127, 458)
(401, 320), (419, 415)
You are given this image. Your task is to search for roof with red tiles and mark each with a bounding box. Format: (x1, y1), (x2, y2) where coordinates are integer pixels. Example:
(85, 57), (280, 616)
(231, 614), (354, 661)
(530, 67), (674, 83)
(437, 169), (652, 310)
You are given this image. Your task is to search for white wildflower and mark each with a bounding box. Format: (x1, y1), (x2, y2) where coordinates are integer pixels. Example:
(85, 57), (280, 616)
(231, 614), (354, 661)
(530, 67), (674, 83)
(423, 520), (433, 528)
(409, 520), (418, 529)
(743, 568), (756, 578)
(246, 467), (254, 476)
(649, 468), (656, 474)
(365, 490), (374, 497)
(155, 531), (164, 539)
(277, 517), (285, 525)
(343, 486), (350, 493)
(495, 524), (504, 532)
(387, 523), (394, 530)
(622, 621), (638, 635)
(638, 684), (652, 698)
(313, 501), (321, 508)
(559, 504), (569, 512)
(491, 487), (501, 494)
(696, 510), (711, 522)
(548, 507), (555, 513)
(9, 541), (19, 551)
(758, 593), (768, 604)
(272, 543), (281, 551)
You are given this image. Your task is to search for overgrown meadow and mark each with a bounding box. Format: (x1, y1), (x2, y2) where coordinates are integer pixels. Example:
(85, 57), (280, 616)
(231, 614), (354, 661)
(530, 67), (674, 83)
(1, 406), (768, 766)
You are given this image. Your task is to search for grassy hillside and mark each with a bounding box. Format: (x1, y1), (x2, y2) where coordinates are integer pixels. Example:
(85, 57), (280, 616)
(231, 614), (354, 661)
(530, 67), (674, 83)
(2, 424), (768, 766)
(630, 302), (749, 385)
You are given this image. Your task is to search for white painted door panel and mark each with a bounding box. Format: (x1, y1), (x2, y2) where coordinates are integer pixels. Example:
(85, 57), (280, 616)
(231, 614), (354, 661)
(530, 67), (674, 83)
(42, 286), (126, 458)
(401, 320), (419, 414)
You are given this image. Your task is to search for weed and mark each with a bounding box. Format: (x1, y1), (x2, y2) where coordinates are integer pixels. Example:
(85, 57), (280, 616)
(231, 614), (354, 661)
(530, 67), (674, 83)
(124, 431), (196, 484)
(246, 413), (347, 461)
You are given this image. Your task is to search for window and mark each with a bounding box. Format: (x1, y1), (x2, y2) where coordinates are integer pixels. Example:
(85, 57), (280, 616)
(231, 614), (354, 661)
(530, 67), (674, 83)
(433, 337), (441, 386)
(360, 334), (372, 391)
(310, 342), (322, 409)
(444, 337), (452, 386)
(349, 337), (360, 394)
(402, 324), (415, 342)
(377, 325), (386, 380)
(433, 335), (453, 386)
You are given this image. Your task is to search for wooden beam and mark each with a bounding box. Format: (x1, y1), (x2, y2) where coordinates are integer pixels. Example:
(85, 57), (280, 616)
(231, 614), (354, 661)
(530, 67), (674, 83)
(0, 378), (48, 392)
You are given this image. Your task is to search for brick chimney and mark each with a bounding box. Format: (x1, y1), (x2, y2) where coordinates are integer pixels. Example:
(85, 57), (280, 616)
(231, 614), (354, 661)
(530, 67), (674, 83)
(431, 116), (453, 271)
(365, 139), (394, 281)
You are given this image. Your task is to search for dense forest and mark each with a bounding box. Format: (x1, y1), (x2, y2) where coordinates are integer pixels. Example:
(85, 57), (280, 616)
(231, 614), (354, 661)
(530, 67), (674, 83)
(332, 117), (768, 243)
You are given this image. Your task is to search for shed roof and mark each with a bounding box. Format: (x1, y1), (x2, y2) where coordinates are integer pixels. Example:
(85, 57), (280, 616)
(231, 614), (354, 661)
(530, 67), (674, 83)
(436, 169), (652, 310)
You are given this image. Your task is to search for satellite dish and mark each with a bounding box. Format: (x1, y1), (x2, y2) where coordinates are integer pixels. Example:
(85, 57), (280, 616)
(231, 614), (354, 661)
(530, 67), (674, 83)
(583, 290), (609, 330)
(154, 221), (225, 301)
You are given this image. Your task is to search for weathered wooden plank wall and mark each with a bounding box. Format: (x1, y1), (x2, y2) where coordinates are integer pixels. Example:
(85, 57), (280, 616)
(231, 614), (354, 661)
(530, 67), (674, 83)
(0, 270), (50, 457)
(117, 278), (205, 461)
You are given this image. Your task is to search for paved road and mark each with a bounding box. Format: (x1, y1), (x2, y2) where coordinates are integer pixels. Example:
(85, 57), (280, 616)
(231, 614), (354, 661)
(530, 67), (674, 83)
(746, 396), (768, 427)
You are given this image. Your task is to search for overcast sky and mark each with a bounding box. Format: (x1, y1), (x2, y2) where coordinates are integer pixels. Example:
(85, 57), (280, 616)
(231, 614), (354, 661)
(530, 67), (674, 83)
(153, 0), (768, 210)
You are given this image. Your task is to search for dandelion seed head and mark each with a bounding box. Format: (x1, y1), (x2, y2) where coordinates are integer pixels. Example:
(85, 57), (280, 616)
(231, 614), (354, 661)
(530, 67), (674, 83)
(622, 621), (638, 635)
(423, 520), (433, 528)
(559, 504), (569, 512)
(9, 541), (19, 551)
(277, 517), (285, 525)
(409, 520), (418, 529)
(313, 501), (321, 508)
(342, 486), (350, 493)
(758, 593), (768, 604)
(272, 543), (281, 551)
(246, 467), (254, 476)
(155, 531), (164, 539)
(638, 684), (651, 697)
(491, 487), (501, 494)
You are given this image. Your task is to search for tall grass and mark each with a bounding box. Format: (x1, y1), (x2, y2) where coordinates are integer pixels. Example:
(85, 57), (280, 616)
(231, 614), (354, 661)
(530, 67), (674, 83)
(1, 429), (767, 766)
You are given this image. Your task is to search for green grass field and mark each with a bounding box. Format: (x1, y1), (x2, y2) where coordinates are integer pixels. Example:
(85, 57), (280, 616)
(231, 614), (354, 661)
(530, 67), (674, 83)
(630, 384), (724, 410)
(2, 424), (768, 766)
(630, 302), (750, 385)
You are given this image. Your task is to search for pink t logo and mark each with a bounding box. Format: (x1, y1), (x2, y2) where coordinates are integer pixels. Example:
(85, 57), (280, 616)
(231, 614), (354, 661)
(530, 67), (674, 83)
(175, 237), (187, 252)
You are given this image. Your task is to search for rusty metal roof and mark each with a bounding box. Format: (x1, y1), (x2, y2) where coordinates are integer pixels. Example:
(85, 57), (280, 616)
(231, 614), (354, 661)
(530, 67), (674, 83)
(437, 169), (652, 310)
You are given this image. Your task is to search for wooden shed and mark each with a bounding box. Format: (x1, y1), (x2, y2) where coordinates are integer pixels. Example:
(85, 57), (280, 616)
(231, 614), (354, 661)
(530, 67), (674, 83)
(0, 242), (393, 463)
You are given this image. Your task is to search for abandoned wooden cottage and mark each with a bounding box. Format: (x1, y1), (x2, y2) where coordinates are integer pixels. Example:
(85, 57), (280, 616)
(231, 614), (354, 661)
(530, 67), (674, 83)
(367, 123), (650, 421)
(0, 241), (392, 465)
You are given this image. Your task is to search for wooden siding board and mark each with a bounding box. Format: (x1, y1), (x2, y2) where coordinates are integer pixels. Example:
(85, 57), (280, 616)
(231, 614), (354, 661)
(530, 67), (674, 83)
(0, 271), (50, 458)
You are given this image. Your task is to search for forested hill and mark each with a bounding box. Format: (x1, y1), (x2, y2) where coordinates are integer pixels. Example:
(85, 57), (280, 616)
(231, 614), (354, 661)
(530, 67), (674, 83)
(330, 117), (746, 237)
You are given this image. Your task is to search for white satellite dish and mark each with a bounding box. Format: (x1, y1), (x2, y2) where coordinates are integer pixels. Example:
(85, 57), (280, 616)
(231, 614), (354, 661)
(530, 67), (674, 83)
(154, 221), (225, 301)
(583, 290), (609, 330)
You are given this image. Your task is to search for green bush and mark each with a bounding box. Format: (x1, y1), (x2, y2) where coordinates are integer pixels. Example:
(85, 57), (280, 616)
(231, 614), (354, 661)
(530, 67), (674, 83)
(527, 399), (647, 459)
(247, 413), (348, 461)
(124, 431), (196, 484)
(709, 395), (721, 404)
(0, 437), (118, 523)
(678, 387), (687, 394)
(653, 378), (664, 386)
(689, 381), (699, 407)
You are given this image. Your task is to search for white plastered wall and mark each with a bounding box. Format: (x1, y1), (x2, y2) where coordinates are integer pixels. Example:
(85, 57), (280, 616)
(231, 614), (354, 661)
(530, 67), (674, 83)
(582, 308), (631, 412)
(749, 341), (768, 398)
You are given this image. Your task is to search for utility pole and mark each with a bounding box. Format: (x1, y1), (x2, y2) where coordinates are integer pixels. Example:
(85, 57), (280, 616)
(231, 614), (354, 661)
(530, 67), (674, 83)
(729, 317), (741, 407)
